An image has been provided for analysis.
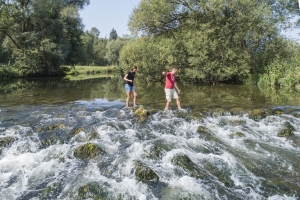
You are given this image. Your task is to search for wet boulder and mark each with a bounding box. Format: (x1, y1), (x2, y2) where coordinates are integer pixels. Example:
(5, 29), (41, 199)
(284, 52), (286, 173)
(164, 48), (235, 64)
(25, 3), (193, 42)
(211, 108), (228, 117)
(230, 132), (246, 139)
(277, 122), (295, 137)
(74, 182), (111, 199)
(171, 153), (207, 179)
(134, 106), (150, 123)
(73, 128), (85, 136)
(203, 162), (235, 188)
(134, 161), (159, 183)
(37, 123), (67, 132)
(0, 136), (16, 148)
(74, 143), (106, 160)
(248, 108), (270, 121)
(197, 126), (208, 133)
(145, 140), (174, 160)
(230, 107), (248, 116)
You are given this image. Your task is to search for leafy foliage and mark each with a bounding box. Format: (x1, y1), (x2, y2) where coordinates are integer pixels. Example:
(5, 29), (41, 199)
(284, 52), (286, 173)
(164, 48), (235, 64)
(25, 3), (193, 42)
(0, 0), (90, 77)
(126, 0), (300, 84)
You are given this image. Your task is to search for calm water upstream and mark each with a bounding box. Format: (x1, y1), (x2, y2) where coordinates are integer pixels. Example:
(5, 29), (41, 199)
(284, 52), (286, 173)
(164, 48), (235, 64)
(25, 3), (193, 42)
(0, 76), (299, 200)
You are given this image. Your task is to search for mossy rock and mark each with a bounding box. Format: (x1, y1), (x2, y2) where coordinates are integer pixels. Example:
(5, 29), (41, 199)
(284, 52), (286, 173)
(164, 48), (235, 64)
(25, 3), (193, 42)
(75, 182), (109, 199)
(38, 182), (61, 199)
(37, 123), (66, 132)
(171, 154), (206, 179)
(0, 136), (16, 148)
(134, 106), (150, 117)
(272, 109), (284, 115)
(248, 108), (269, 121)
(134, 161), (159, 183)
(230, 131), (246, 139)
(211, 108), (227, 117)
(277, 122), (295, 137)
(146, 140), (173, 160)
(228, 119), (246, 126)
(73, 128), (84, 135)
(40, 134), (62, 148)
(197, 126), (208, 133)
(203, 163), (235, 188)
(74, 143), (106, 160)
(230, 107), (248, 116)
(134, 106), (150, 123)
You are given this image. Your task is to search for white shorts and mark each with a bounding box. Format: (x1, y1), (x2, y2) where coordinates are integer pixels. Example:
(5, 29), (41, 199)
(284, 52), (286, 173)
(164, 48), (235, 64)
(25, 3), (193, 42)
(165, 88), (179, 102)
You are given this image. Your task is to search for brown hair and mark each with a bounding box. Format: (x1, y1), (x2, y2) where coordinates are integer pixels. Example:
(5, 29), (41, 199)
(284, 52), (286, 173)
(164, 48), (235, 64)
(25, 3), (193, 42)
(130, 66), (137, 71)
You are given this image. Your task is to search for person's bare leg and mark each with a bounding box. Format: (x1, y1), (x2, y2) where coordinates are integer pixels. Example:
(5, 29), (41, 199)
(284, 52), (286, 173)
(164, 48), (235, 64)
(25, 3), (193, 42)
(126, 92), (130, 108)
(165, 101), (170, 110)
(133, 91), (137, 106)
(176, 98), (181, 110)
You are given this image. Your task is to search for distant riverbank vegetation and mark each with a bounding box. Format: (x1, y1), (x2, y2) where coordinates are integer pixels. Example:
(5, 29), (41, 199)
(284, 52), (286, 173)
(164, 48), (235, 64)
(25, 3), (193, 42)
(0, 0), (299, 88)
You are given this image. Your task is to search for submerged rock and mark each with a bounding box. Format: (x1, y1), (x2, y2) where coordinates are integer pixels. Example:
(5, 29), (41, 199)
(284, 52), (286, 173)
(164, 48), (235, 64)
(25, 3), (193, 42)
(74, 143), (106, 160)
(134, 161), (159, 183)
(277, 122), (295, 137)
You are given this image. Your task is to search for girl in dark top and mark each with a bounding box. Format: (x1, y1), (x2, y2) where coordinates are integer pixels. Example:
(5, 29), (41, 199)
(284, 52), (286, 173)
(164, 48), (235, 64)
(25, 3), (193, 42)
(123, 66), (137, 108)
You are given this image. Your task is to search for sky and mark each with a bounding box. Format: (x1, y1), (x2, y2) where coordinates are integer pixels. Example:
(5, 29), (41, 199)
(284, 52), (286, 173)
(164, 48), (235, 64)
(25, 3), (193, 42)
(79, 0), (141, 38)
(79, 0), (299, 40)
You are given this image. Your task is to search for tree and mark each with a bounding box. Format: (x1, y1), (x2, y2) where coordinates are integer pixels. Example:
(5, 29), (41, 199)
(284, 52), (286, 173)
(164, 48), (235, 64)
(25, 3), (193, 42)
(90, 27), (100, 37)
(109, 28), (118, 40)
(128, 0), (300, 83)
(0, 0), (90, 76)
(106, 38), (126, 65)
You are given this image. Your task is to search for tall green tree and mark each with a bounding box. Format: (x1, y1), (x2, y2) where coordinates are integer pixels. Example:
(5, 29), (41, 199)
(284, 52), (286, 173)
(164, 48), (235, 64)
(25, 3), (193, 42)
(0, 0), (90, 76)
(106, 38), (126, 65)
(109, 28), (118, 40)
(127, 0), (299, 83)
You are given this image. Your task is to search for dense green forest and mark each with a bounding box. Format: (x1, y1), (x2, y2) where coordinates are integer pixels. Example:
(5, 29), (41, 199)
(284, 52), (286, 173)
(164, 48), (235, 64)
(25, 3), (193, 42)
(1, 0), (300, 87)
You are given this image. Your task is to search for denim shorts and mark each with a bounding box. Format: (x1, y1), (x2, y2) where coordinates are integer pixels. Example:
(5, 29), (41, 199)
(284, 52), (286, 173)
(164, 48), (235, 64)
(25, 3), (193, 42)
(125, 84), (135, 92)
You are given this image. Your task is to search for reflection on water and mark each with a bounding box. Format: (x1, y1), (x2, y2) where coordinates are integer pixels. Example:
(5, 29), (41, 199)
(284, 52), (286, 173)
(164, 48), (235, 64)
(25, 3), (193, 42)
(0, 76), (300, 109)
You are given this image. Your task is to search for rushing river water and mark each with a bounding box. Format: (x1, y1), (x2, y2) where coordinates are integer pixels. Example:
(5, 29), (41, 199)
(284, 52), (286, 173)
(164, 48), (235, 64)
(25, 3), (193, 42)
(0, 76), (299, 200)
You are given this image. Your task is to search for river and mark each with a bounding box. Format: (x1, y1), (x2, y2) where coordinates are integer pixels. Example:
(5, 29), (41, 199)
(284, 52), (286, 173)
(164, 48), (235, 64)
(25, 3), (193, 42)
(0, 76), (299, 199)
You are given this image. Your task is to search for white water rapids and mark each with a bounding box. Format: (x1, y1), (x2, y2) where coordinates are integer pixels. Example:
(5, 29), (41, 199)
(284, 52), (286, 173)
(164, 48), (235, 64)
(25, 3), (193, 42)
(0, 100), (299, 200)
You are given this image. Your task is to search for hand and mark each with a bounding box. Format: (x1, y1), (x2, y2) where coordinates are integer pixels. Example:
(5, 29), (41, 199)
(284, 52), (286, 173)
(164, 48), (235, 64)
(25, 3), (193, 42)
(177, 88), (180, 94)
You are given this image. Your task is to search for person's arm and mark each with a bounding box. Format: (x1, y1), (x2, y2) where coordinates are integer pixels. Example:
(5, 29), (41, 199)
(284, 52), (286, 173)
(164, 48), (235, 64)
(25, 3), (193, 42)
(174, 82), (180, 94)
(123, 73), (132, 82)
(162, 71), (168, 76)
